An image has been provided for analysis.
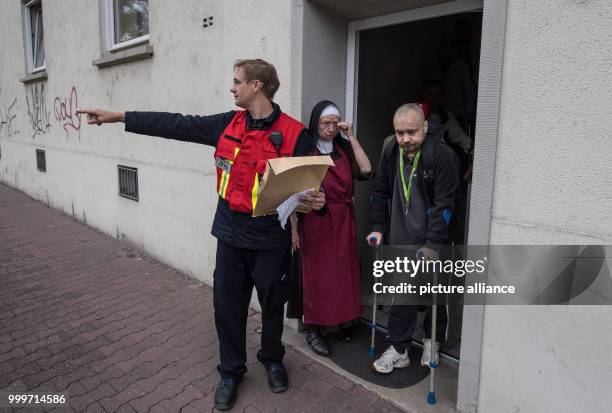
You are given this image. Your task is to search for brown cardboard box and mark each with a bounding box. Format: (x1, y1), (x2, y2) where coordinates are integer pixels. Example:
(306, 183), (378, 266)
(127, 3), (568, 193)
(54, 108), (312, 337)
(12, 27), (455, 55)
(252, 155), (334, 217)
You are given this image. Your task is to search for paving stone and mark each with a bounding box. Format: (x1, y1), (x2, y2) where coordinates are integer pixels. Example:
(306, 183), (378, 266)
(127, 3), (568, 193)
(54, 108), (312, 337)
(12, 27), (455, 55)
(0, 183), (390, 413)
(325, 372), (355, 392)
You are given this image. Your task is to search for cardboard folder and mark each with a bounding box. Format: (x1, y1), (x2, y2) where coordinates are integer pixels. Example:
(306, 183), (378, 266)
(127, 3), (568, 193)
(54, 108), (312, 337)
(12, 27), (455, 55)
(252, 155), (334, 217)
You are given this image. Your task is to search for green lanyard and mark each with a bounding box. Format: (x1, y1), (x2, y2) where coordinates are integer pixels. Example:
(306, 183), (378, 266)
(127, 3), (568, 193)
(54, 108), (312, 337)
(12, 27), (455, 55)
(399, 148), (421, 215)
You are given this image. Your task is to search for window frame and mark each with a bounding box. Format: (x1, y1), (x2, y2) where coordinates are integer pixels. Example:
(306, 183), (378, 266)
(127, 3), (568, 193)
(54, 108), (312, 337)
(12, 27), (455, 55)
(22, 0), (46, 74)
(103, 0), (150, 52)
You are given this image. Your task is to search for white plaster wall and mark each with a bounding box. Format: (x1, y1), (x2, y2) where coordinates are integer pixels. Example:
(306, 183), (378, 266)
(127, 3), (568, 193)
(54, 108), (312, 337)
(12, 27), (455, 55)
(490, 1), (612, 239)
(478, 1), (612, 412)
(0, 0), (303, 286)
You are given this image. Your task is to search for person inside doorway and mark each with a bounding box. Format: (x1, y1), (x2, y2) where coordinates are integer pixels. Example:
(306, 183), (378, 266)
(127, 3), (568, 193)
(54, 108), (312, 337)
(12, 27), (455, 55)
(435, 38), (476, 137)
(423, 80), (472, 245)
(423, 80), (471, 156)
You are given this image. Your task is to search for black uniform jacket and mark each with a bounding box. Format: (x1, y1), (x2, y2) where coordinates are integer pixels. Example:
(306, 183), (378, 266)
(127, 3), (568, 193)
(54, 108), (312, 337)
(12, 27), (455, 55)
(125, 103), (313, 250)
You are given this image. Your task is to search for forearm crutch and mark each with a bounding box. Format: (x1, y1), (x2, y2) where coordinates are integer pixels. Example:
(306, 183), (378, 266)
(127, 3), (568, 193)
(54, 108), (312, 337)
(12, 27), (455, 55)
(367, 237), (381, 357)
(427, 269), (439, 405)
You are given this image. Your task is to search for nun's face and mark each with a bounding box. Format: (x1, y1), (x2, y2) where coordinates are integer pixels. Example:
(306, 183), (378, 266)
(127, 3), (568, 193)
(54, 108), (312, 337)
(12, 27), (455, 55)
(318, 114), (340, 140)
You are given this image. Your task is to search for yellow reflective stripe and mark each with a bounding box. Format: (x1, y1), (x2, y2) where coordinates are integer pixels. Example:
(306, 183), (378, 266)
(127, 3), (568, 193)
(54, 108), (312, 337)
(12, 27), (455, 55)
(252, 173), (259, 210)
(219, 169), (230, 198)
(218, 147), (240, 199)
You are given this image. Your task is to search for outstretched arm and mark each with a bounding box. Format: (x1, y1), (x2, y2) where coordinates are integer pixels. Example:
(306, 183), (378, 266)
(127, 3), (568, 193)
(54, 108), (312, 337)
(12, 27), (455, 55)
(76, 107), (235, 147)
(76, 108), (124, 125)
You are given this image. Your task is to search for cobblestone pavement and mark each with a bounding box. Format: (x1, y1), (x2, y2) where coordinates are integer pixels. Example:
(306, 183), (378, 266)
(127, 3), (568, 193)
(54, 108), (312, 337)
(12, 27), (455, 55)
(0, 183), (404, 413)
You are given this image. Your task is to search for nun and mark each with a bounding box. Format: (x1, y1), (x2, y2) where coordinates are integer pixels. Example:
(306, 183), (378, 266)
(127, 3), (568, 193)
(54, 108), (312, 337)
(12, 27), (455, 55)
(290, 100), (372, 356)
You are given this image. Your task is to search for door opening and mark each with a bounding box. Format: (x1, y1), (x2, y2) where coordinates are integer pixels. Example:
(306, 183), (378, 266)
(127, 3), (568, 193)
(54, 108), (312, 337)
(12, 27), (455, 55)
(353, 10), (483, 362)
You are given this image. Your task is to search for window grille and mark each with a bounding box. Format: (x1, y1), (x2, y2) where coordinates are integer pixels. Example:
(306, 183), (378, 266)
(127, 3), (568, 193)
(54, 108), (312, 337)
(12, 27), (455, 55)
(36, 149), (45, 172)
(118, 165), (138, 201)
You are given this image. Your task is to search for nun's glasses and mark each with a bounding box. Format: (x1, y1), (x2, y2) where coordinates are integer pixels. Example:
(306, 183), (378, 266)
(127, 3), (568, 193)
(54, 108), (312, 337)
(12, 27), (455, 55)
(319, 121), (339, 130)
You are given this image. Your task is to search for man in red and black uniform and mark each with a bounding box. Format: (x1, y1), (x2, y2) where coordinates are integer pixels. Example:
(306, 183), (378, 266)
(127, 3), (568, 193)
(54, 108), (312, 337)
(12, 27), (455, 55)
(78, 59), (325, 411)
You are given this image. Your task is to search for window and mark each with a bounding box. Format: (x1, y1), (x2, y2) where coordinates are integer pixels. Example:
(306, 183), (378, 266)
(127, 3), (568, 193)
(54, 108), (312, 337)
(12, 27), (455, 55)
(23, 0), (45, 73)
(94, 0), (153, 68)
(105, 0), (149, 51)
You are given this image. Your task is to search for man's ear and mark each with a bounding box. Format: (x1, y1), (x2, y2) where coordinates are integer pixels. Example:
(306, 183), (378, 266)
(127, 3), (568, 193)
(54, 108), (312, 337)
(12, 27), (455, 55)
(424, 120), (429, 133)
(252, 80), (263, 93)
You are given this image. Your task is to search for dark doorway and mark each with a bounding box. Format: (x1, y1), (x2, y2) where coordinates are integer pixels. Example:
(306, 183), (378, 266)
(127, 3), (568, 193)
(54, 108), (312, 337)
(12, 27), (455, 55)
(354, 11), (483, 360)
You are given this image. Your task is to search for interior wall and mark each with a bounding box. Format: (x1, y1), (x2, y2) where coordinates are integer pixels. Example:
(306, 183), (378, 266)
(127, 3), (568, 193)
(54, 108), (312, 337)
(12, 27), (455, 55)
(301, 1), (348, 123)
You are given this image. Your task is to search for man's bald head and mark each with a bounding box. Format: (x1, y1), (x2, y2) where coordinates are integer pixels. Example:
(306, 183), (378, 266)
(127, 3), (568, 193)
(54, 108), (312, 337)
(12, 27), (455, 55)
(393, 103), (426, 125)
(393, 103), (428, 159)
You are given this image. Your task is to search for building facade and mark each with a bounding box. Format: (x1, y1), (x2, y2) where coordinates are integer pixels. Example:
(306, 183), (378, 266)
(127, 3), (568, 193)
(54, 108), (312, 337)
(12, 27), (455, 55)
(1, 0), (611, 412)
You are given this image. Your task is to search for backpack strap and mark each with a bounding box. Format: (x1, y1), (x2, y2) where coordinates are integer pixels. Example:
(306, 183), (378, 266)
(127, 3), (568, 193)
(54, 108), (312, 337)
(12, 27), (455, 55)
(421, 132), (437, 206)
(382, 134), (396, 158)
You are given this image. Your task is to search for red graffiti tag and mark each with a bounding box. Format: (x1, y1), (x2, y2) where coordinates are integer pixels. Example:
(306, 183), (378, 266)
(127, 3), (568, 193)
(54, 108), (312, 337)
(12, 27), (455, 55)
(54, 86), (81, 140)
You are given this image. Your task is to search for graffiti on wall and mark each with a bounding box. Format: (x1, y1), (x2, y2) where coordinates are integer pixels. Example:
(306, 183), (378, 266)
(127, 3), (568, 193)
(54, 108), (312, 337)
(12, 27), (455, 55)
(26, 84), (52, 139)
(0, 97), (20, 139)
(54, 86), (81, 140)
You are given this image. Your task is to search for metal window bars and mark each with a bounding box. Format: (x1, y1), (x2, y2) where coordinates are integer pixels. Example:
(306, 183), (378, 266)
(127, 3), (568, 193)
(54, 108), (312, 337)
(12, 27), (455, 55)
(117, 165), (138, 201)
(36, 149), (46, 172)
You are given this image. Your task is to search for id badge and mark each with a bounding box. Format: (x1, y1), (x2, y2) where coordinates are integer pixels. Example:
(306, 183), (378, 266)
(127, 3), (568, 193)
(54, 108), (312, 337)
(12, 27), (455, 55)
(215, 157), (232, 173)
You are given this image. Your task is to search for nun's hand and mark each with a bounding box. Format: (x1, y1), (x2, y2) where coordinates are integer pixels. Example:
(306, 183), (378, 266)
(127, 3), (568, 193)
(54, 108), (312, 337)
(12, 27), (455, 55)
(337, 122), (355, 140)
(300, 190), (326, 211)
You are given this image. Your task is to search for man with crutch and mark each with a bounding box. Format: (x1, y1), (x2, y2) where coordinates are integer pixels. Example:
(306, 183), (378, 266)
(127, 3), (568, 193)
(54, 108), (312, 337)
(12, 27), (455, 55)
(366, 103), (459, 375)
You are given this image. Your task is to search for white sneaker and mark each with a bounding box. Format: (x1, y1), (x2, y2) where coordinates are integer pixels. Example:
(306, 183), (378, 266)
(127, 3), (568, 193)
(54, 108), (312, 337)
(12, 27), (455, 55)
(373, 346), (410, 374)
(421, 338), (440, 367)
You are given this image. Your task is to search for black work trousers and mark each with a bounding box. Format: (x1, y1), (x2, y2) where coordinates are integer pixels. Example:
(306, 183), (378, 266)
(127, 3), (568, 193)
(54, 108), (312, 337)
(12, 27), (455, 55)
(387, 304), (448, 353)
(213, 240), (292, 380)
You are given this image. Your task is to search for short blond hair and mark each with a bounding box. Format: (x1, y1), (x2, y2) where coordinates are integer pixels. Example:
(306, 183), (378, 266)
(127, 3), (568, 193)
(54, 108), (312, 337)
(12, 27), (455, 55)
(233, 59), (280, 100)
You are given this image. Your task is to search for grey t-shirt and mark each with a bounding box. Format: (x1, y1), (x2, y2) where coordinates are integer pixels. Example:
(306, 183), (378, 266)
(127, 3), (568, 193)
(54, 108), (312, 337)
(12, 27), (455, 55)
(389, 154), (427, 245)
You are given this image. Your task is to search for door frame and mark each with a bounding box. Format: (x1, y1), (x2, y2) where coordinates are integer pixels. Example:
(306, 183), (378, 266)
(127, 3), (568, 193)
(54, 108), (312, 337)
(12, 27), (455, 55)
(343, 0), (509, 411)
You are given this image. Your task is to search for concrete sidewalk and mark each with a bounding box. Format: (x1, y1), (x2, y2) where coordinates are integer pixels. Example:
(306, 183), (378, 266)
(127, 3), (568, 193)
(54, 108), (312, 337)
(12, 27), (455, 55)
(0, 183), (404, 413)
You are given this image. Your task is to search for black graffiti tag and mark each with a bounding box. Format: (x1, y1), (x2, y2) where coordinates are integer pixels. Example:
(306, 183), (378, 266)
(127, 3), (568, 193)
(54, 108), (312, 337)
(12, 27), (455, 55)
(0, 97), (20, 139)
(26, 84), (52, 139)
(54, 86), (81, 140)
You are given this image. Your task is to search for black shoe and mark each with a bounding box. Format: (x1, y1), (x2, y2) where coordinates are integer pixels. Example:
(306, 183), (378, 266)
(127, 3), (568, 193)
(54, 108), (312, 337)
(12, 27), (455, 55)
(214, 378), (239, 411)
(306, 330), (331, 356)
(266, 363), (288, 393)
(339, 327), (353, 343)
